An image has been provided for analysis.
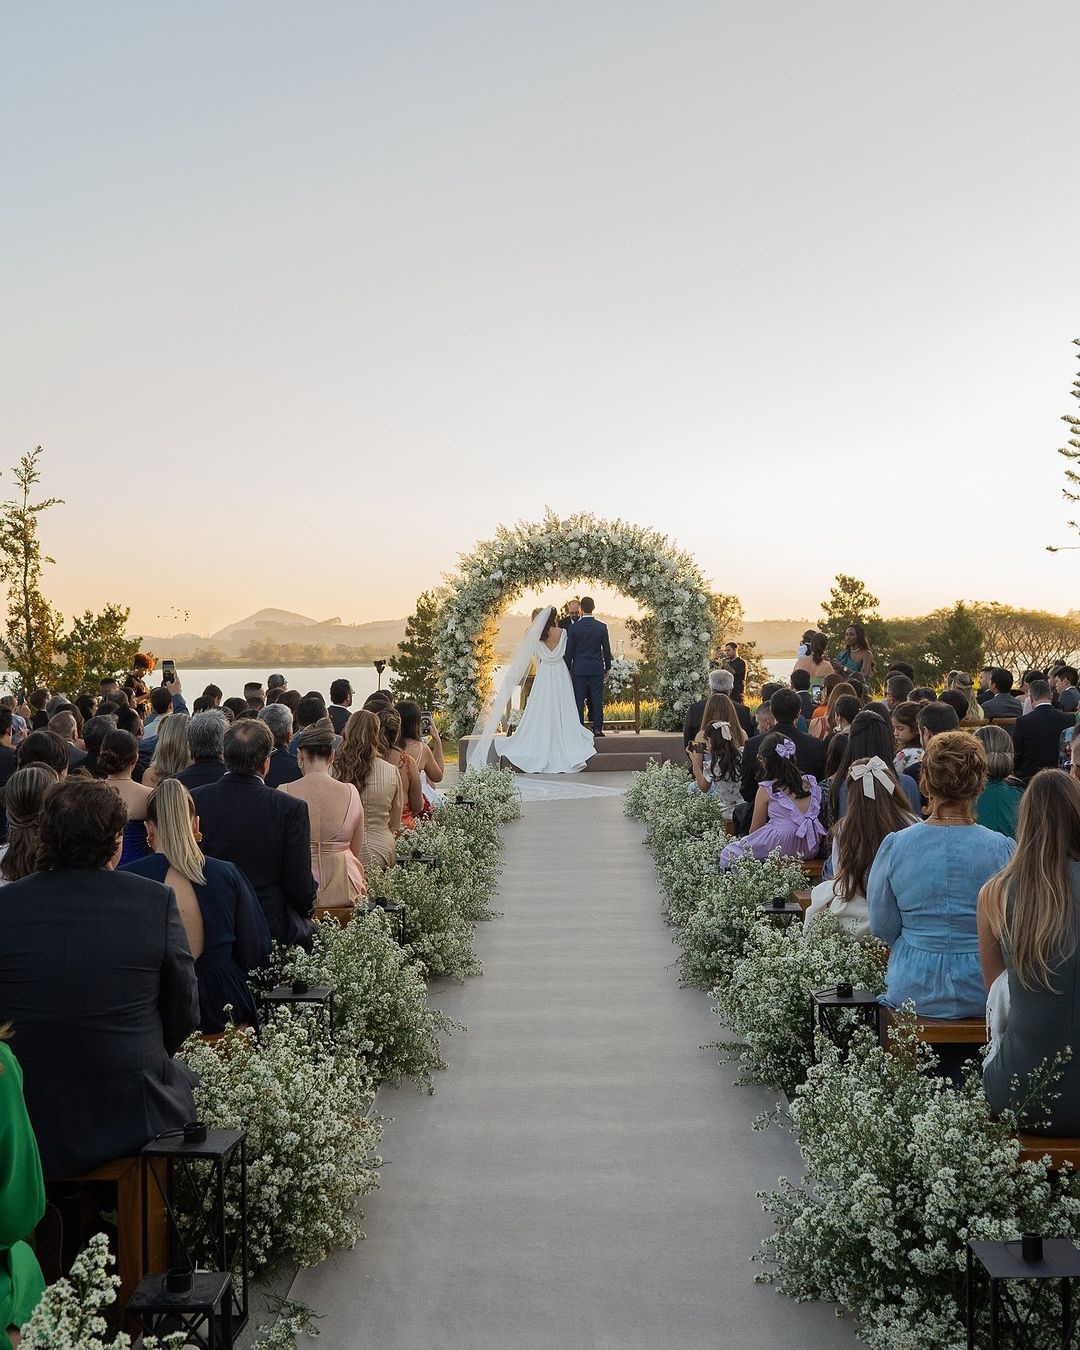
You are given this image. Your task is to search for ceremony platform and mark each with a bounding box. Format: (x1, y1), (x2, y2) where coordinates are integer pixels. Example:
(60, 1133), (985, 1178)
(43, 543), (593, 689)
(289, 774), (856, 1349)
(458, 730), (685, 773)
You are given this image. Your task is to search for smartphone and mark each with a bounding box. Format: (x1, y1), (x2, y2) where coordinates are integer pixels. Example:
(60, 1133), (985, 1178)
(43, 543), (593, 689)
(810, 679), (825, 705)
(421, 709), (433, 736)
(162, 659), (176, 684)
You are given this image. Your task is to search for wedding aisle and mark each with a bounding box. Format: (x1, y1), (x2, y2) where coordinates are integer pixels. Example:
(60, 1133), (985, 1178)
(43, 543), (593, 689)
(289, 773), (858, 1349)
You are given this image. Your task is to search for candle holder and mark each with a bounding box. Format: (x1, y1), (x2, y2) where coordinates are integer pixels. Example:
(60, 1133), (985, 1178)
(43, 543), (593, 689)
(966, 1237), (1080, 1348)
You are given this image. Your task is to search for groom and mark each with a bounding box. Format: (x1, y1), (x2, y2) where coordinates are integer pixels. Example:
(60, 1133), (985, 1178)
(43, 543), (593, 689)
(564, 596), (612, 736)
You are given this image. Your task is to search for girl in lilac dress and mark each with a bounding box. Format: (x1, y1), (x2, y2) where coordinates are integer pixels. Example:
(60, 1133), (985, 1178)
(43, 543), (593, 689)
(719, 733), (825, 867)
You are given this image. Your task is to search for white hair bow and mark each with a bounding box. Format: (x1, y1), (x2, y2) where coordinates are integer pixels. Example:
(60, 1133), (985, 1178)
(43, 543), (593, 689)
(711, 721), (732, 740)
(849, 756), (895, 799)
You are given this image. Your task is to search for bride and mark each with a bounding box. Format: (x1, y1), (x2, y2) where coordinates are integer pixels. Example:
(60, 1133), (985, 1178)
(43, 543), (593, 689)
(471, 606), (597, 774)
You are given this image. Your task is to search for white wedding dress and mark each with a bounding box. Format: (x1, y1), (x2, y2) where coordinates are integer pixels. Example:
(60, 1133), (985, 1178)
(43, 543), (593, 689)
(494, 630), (597, 774)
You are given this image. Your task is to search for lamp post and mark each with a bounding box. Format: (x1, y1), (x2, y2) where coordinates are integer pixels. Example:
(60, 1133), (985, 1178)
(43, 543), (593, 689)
(373, 659), (387, 690)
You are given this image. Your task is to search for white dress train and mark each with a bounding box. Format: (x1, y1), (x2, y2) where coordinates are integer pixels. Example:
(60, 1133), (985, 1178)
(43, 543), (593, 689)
(494, 630), (597, 774)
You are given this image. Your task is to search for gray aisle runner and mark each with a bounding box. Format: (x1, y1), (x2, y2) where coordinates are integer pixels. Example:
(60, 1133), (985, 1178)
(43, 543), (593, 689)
(290, 774), (858, 1349)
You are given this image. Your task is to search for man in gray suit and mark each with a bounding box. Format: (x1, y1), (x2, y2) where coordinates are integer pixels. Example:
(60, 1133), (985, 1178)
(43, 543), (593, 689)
(0, 779), (199, 1176)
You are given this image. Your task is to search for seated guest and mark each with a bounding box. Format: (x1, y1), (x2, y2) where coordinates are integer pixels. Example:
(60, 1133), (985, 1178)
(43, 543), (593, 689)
(289, 693), (339, 754)
(143, 712), (192, 790)
(947, 670), (984, 722)
(47, 711), (85, 772)
(0, 1027), (46, 1349)
(327, 679), (354, 735)
(904, 701), (962, 792)
(280, 720), (366, 910)
(683, 671), (753, 749)
(26, 690), (48, 731)
(828, 709), (921, 824)
(124, 780), (270, 1032)
(267, 673), (287, 694)
(938, 689), (973, 723)
(278, 688), (301, 725)
(176, 710), (229, 790)
(379, 708), (425, 826)
(981, 669), (1024, 719)
(191, 695), (214, 714)
(910, 687), (937, 703)
(754, 701), (776, 736)
(1011, 678), (1075, 784)
(687, 706), (745, 820)
(15, 730), (69, 778)
(868, 731), (1015, 1018)
(115, 705), (143, 738)
(1018, 668), (1046, 714)
(397, 701), (447, 805)
(75, 693), (98, 724)
(980, 770), (1080, 1133)
(0, 779), (198, 1176)
(0, 766), (60, 884)
(80, 712), (117, 778)
(202, 683), (223, 708)
(99, 729), (151, 865)
(805, 755), (918, 941)
(790, 669), (815, 724)
(1054, 665), (1080, 714)
(807, 680), (856, 740)
(973, 725), (1023, 839)
(259, 703), (303, 788)
(362, 691), (394, 714)
(976, 666), (996, 706)
(822, 693), (861, 750)
(719, 733), (825, 867)
(0, 710), (17, 841)
(193, 720), (317, 948)
(884, 673), (914, 712)
(223, 697), (248, 720)
(739, 688), (826, 809)
(885, 661), (916, 682)
(891, 700), (923, 779)
(335, 710), (403, 871)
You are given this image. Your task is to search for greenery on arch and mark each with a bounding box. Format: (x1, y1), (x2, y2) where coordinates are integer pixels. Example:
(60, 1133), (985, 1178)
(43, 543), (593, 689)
(435, 511), (724, 734)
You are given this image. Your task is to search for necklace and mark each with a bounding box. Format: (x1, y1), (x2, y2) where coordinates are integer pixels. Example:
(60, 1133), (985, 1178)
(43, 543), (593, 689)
(930, 810), (972, 825)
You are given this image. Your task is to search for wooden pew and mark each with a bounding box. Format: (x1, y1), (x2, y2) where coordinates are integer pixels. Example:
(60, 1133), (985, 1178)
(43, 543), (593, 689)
(879, 1004), (987, 1050)
(1017, 1135), (1080, 1171)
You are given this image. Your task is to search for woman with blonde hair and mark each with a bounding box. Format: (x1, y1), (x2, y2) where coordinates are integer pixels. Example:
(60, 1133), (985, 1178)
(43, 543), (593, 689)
(973, 724), (1023, 838)
(868, 731), (1015, 1017)
(122, 779), (270, 1032)
(335, 709), (403, 871)
(280, 719), (366, 910)
(979, 770), (1080, 1132)
(143, 712), (192, 790)
(0, 766), (60, 885)
(947, 670), (984, 723)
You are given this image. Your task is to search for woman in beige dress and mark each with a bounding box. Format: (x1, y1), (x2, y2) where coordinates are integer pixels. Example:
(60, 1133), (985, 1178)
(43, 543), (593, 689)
(335, 710), (403, 871)
(280, 719), (366, 907)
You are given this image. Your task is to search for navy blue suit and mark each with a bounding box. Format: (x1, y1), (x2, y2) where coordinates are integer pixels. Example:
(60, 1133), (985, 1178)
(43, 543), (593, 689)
(564, 615), (612, 733)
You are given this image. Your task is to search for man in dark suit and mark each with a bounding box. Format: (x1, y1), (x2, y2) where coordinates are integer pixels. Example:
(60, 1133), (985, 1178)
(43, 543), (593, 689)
(193, 719), (317, 949)
(738, 688), (827, 813)
(176, 709), (229, 790)
(682, 670), (753, 751)
(558, 598), (581, 632)
(981, 668), (1024, 719)
(259, 703), (303, 788)
(1012, 678), (1075, 783)
(564, 596), (612, 735)
(327, 678), (354, 734)
(0, 779), (198, 1176)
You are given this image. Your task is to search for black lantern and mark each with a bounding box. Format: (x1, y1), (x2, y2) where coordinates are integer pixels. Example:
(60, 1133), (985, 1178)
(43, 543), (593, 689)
(809, 987), (882, 1063)
(373, 659), (387, 689)
(966, 1237), (1080, 1348)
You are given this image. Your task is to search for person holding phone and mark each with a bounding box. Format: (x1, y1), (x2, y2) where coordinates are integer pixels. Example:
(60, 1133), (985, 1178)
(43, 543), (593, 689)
(397, 701), (445, 808)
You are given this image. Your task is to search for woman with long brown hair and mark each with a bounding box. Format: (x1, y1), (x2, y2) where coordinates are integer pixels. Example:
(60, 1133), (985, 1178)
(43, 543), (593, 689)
(687, 693), (746, 819)
(804, 756), (917, 940)
(0, 766), (60, 884)
(979, 770), (1080, 1132)
(808, 680), (857, 740)
(335, 709), (403, 871)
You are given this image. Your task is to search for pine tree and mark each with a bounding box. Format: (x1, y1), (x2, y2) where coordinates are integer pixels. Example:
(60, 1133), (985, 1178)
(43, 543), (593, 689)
(389, 590), (445, 708)
(0, 448), (64, 691)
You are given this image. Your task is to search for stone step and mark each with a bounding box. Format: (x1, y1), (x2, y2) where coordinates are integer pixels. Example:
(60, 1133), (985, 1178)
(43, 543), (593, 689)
(583, 751), (663, 772)
(459, 731), (685, 772)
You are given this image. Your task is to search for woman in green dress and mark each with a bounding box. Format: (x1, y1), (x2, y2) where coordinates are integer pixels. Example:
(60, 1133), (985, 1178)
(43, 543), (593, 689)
(974, 725), (1023, 840)
(0, 1031), (45, 1348)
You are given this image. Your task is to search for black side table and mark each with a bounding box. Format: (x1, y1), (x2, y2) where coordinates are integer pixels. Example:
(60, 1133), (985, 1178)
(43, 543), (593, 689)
(141, 1128), (247, 1335)
(127, 1269), (233, 1349)
(756, 898), (804, 926)
(967, 1238), (1080, 1348)
(260, 983), (336, 1036)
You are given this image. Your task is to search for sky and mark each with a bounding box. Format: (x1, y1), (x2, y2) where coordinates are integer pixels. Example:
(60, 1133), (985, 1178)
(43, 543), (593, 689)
(3, 2), (1080, 635)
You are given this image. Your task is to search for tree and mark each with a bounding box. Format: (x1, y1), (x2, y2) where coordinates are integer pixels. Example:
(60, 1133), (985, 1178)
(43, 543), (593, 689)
(0, 448), (64, 691)
(818, 574), (888, 655)
(389, 590), (445, 708)
(930, 601), (984, 676)
(967, 603), (1080, 673)
(1056, 336), (1080, 534)
(59, 604), (141, 694)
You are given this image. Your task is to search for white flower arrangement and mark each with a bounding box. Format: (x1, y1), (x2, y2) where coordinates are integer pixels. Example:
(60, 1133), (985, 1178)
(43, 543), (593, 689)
(435, 511), (714, 734)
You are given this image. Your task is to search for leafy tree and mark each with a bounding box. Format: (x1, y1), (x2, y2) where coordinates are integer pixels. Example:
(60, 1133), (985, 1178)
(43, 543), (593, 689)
(818, 574), (888, 655)
(390, 589), (445, 708)
(930, 601), (984, 676)
(968, 603), (1080, 673)
(59, 604), (141, 694)
(1056, 336), (1080, 533)
(0, 448), (64, 691)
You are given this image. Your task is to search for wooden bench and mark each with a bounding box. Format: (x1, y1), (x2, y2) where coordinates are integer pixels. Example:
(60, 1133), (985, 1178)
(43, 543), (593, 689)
(45, 1156), (169, 1322)
(879, 1004), (987, 1049)
(1017, 1135), (1080, 1171)
(315, 903), (355, 926)
(793, 888), (812, 910)
(801, 857), (825, 883)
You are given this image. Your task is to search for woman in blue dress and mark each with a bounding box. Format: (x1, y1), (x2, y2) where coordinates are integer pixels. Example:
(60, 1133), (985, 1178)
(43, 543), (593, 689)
(123, 779), (271, 1032)
(868, 731), (1014, 1018)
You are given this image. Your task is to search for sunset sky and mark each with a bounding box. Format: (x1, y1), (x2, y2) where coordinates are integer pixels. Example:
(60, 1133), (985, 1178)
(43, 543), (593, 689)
(4, 2), (1080, 635)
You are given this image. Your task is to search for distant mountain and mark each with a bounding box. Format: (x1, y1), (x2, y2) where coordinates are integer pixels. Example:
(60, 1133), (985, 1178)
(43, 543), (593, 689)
(211, 608), (318, 640)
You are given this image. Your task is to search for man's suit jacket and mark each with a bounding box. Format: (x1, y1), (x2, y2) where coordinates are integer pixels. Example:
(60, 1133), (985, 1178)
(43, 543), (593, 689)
(193, 773), (317, 948)
(558, 614), (579, 633)
(265, 746), (303, 789)
(176, 756), (228, 790)
(682, 697), (753, 749)
(328, 704), (352, 735)
(0, 868), (198, 1176)
(1012, 704), (1075, 782)
(740, 721), (827, 803)
(981, 693), (1024, 719)
(564, 616), (612, 674)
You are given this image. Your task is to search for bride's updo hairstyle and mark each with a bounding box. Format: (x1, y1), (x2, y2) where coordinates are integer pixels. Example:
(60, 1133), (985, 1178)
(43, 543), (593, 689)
(540, 607), (559, 640)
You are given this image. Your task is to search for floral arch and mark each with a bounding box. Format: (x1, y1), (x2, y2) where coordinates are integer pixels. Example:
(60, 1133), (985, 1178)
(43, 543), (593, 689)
(436, 512), (716, 735)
